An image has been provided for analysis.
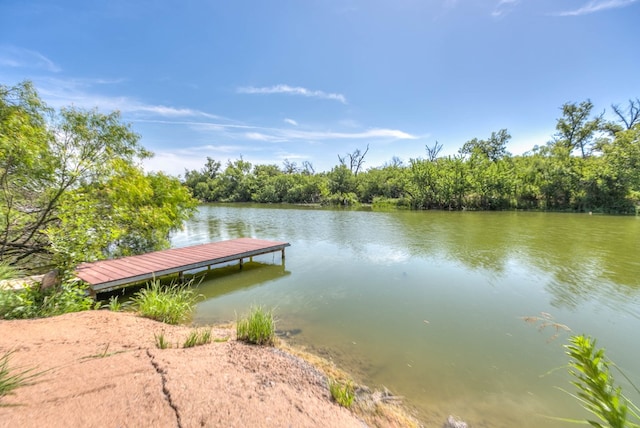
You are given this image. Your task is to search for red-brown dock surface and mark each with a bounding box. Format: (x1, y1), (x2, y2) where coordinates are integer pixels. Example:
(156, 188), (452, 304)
(75, 238), (290, 294)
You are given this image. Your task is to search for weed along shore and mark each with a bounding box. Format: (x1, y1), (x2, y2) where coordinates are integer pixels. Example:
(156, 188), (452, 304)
(0, 310), (428, 427)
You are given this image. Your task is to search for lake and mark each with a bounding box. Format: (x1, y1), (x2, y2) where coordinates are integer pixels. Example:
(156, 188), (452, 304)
(170, 204), (640, 427)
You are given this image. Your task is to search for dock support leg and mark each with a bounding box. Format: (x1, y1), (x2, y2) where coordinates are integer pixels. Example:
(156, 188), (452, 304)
(178, 271), (184, 282)
(239, 258), (243, 270)
(282, 248), (286, 260)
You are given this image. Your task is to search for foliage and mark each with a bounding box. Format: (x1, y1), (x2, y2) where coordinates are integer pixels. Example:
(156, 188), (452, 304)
(0, 351), (43, 399)
(183, 328), (212, 348)
(183, 99), (640, 214)
(0, 279), (94, 319)
(132, 279), (198, 325)
(0, 261), (20, 281)
(329, 378), (356, 408)
(0, 81), (197, 272)
(562, 335), (640, 428)
(236, 306), (276, 346)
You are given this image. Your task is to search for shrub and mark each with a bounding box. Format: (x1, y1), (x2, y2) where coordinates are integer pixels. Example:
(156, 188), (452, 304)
(132, 279), (197, 325)
(236, 306), (276, 346)
(0, 279), (94, 320)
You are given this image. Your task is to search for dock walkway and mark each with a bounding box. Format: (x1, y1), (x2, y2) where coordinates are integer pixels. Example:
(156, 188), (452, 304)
(76, 238), (290, 294)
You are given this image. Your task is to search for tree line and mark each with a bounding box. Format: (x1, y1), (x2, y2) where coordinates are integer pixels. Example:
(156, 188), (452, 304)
(184, 99), (640, 213)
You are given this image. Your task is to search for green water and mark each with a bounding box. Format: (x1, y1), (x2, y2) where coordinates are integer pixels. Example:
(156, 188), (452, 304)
(171, 204), (640, 427)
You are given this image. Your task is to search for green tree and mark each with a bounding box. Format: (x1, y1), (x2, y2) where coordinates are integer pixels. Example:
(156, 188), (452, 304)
(0, 81), (197, 271)
(554, 100), (603, 158)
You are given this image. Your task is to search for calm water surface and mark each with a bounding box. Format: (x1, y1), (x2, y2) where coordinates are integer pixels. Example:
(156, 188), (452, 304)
(171, 204), (640, 427)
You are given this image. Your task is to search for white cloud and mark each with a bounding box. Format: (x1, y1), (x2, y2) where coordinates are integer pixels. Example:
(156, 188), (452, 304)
(237, 84), (348, 104)
(33, 77), (222, 119)
(492, 0), (520, 17)
(553, 0), (638, 16)
(0, 46), (61, 72)
(284, 118), (298, 126)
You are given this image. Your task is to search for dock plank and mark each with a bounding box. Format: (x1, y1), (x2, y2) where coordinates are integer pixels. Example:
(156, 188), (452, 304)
(76, 238), (290, 294)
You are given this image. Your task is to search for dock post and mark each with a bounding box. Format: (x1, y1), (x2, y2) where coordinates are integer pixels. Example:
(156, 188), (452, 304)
(281, 248), (286, 260)
(239, 258), (243, 270)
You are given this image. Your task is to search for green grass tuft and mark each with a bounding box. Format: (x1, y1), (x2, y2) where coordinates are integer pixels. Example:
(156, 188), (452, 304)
(329, 378), (355, 408)
(236, 306), (276, 346)
(0, 351), (43, 400)
(132, 279), (198, 325)
(154, 332), (171, 349)
(183, 328), (212, 348)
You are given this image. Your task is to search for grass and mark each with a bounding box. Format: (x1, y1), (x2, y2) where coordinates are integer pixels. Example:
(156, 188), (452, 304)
(132, 279), (198, 325)
(0, 351), (43, 400)
(329, 378), (355, 408)
(183, 328), (212, 348)
(236, 306), (276, 346)
(0, 262), (21, 281)
(154, 332), (171, 349)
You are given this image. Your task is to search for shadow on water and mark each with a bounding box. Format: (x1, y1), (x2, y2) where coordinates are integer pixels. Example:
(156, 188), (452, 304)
(195, 261), (291, 300)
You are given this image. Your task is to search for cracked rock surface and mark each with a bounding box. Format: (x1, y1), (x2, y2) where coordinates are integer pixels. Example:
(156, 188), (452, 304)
(0, 311), (365, 428)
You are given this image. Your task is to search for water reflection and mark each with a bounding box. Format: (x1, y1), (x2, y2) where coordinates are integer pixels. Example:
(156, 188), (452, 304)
(171, 204), (640, 427)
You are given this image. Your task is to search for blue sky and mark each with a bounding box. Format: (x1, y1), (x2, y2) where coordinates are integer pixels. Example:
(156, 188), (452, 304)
(1, 0), (639, 176)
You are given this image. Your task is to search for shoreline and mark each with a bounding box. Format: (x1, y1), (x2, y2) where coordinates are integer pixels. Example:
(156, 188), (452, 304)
(0, 310), (423, 427)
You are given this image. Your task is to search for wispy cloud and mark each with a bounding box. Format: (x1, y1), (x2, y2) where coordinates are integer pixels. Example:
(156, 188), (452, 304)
(553, 0), (638, 16)
(492, 0), (520, 17)
(237, 84), (348, 104)
(0, 45), (61, 72)
(284, 118), (298, 126)
(34, 77), (222, 119)
(136, 119), (417, 142)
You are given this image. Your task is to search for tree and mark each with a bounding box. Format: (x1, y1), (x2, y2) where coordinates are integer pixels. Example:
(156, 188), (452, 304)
(338, 144), (369, 176)
(0, 81), (197, 271)
(459, 129), (511, 162)
(553, 100), (603, 158)
(425, 141), (443, 162)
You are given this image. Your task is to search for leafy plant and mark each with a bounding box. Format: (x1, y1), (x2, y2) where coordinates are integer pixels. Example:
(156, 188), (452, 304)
(154, 332), (171, 349)
(0, 279), (94, 320)
(0, 351), (43, 399)
(183, 328), (212, 348)
(236, 306), (276, 346)
(562, 335), (640, 428)
(132, 279), (197, 325)
(329, 378), (356, 408)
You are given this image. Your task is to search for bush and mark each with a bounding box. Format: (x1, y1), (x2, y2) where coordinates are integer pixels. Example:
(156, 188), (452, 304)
(0, 279), (94, 320)
(132, 279), (197, 325)
(236, 306), (276, 346)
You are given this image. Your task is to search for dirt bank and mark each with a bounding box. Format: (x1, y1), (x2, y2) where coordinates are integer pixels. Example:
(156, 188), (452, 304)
(0, 310), (368, 427)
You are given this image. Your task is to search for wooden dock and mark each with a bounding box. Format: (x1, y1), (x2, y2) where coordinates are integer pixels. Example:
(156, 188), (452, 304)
(75, 238), (290, 294)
